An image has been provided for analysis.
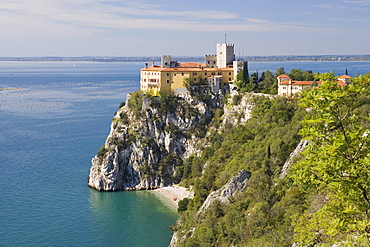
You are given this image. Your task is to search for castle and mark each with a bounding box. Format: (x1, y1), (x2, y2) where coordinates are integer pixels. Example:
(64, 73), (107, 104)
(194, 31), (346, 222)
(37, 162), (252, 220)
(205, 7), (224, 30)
(140, 43), (248, 95)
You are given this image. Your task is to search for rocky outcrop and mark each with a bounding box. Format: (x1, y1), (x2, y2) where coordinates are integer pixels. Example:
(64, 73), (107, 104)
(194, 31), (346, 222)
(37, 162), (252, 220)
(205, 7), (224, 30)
(88, 93), (217, 191)
(279, 139), (310, 178)
(169, 169), (251, 247)
(221, 91), (272, 128)
(197, 169), (251, 215)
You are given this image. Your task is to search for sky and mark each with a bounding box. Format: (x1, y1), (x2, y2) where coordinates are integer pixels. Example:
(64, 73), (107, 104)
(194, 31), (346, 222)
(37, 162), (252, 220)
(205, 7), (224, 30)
(1, 0), (370, 57)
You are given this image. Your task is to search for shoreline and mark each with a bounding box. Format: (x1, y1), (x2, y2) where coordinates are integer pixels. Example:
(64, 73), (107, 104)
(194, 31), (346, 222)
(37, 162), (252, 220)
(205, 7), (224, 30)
(150, 185), (194, 211)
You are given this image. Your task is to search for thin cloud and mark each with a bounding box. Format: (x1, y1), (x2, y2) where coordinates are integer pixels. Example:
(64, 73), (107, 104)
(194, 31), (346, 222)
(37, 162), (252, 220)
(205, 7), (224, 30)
(0, 0), (353, 40)
(343, 0), (370, 5)
(316, 3), (366, 11)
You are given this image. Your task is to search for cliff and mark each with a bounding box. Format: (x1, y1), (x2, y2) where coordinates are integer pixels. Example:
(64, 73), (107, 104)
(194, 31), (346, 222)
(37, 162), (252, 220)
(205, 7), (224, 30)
(88, 92), (220, 191)
(88, 90), (307, 246)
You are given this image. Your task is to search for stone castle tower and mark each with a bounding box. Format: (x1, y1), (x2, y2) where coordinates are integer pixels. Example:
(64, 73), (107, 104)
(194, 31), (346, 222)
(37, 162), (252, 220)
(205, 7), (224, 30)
(217, 43), (235, 68)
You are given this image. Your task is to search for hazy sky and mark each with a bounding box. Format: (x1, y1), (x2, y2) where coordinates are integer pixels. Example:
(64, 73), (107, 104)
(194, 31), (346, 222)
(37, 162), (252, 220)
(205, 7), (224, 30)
(1, 0), (370, 57)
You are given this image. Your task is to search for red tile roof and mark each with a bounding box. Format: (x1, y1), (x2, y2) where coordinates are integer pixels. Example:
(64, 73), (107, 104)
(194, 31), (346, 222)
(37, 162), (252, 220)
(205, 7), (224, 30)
(277, 74), (290, 78)
(292, 81), (314, 85)
(177, 63), (205, 68)
(279, 80), (322, 85)
(141, 65), (233, 72)
(338, 75), (352, 79)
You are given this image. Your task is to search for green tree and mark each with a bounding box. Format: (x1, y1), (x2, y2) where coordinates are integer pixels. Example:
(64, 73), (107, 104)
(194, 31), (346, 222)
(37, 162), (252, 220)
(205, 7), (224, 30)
(275, 67), (286, 77)
(291, 72), (370, 245)
(258, 70), (277, 94)
(235, 70), (256, 93)
(288, 69), (314, 81)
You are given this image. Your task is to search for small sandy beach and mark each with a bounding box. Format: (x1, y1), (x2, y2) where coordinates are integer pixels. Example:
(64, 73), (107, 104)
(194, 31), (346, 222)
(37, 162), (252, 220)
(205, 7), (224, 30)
(151, 185), (194, 209)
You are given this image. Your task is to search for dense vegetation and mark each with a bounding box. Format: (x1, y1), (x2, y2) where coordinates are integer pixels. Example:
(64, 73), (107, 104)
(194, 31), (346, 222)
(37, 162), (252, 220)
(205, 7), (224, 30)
(173, 95), (306, 246)
(236, 67), (315, 95)
(291, 72), (370, 245)
(172, 72), (370, 246)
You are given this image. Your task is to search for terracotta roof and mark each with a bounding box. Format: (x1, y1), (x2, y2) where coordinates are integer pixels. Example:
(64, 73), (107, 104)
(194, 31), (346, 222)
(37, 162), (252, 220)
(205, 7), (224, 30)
(141, 66), (164, 71)
(141, 66), (233, 72)
(279, 81), (290, 85)
(292, 81), (314, 85)
(279, 80), (322, 86)
(337, 81), (347, 87)
(338, 75), (352, 79)
(277, 74), (290, 78)
(176, 62), (205, 68)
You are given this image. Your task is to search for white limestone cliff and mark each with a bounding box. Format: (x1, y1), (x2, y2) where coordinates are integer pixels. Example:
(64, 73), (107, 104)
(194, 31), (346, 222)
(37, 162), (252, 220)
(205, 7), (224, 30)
(88, 93), (215, 191)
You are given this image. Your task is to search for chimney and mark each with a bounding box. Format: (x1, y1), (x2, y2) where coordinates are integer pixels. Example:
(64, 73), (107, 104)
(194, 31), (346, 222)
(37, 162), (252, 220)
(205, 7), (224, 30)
(145, 63), (148, 69)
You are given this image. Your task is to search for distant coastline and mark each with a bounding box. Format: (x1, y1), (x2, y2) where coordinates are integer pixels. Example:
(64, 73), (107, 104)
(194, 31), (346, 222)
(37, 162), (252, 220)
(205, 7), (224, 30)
(0, 87), (22, 91)
(0, 55), (370, 62)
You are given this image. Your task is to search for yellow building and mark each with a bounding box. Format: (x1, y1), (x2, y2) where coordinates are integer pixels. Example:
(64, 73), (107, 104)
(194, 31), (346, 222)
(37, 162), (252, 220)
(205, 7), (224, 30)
(140, 44), (247, 95)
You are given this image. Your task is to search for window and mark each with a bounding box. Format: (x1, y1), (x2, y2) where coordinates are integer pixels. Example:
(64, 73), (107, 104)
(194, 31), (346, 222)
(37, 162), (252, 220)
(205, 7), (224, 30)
(212, 72), (215, 75)
(193, 72), (197, 76)
(166, 80), (170, 83)
(174, 74), (176, 76)
(144, 79), (146, 82)
(182, 73), (184, 76)
(229, 72), (232, 75)
(205, 72), (207, 76)
(166, 73), (170, 76)
(194, 78), (197, 81)
(283, 87), (286, 89)
(218, 72), (222, 75)
(229, 78), (231, 81)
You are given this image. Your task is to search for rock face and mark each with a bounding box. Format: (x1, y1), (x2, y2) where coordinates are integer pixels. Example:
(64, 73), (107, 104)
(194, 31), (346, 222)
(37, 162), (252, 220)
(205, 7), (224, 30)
(221, 91), (273, 128)
(279, 139), (310, 178)
(169, 169), (251, 247)
(88, 90), (265, 191)
(88, 93), (217, 191)
(197, 169), (251, 215)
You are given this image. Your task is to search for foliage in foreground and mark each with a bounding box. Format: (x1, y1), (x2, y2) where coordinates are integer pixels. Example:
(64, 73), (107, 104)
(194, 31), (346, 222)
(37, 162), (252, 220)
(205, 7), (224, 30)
(174, 73), (370, 246)
(290, 72), (370, 245)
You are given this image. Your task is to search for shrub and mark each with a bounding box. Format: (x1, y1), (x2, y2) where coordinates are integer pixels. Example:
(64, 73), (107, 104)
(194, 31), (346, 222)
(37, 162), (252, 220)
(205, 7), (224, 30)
(97, 145), (108, 157)
(178, 198), (190, 213)
(119, 101), (126, 109)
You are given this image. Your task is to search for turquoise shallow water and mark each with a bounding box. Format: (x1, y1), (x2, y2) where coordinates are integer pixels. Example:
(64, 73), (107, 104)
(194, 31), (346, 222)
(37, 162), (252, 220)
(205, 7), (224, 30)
(0, 61), (369, 246)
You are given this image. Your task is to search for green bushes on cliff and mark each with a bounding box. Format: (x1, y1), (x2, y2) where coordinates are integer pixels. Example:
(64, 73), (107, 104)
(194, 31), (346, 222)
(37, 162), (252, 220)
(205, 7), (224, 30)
(173, 95), (306, 246)
(173, 73), (370, 246)
(127, 91), (143, 119)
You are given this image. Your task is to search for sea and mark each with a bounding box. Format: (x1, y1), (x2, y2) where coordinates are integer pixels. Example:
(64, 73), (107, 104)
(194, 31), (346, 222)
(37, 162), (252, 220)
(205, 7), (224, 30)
(0, 60), (369, 247)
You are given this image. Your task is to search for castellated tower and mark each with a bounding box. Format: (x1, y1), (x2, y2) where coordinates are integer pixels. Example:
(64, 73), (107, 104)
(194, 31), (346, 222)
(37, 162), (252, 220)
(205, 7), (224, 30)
(217, 44), (235, 68)
(161, 55), (171, 68)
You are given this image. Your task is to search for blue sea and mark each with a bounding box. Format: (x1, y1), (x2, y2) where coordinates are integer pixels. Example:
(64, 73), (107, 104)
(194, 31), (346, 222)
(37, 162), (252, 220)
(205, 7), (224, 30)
(0, 60), (369, 247)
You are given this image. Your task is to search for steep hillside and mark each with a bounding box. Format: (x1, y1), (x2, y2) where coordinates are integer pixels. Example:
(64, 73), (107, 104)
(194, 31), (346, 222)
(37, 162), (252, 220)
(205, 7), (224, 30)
(170, 93), (305, 246)
(88, 73), (370, 246)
